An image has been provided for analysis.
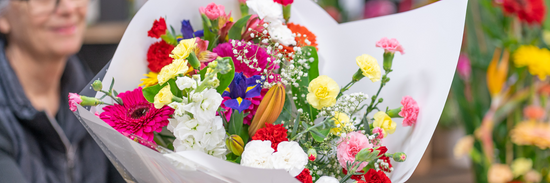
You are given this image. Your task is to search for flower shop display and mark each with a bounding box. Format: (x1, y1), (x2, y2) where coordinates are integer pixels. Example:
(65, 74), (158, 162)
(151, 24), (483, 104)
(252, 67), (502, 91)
(70, 0), (467, 182)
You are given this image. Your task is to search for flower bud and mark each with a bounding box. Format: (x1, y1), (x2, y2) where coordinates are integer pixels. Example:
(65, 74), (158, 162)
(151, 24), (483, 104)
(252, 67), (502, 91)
(217, 57), (233, 74)
(282, 5), (291, 23)
(355, 148), (380, 162)
(386, 107), (402, 118)
(226, 135), (245, 156)
(351, 68), (365, 82)
(307, 148), (317, 161)
(249, 83), (285, 136)
(392, 152), (407, 162)
(80, 96), (102, 106)
(92, 80), (103, 91)
(187, 52), (201, 69)
(382, 52), (395, 72)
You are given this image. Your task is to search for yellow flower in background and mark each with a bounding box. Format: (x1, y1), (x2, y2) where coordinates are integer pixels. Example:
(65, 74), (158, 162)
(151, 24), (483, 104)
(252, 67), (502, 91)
(307, 75), (340, 109)
(488, 164), (513, 183)
(453, 135), (474, 159)
(139, 72), (159, 88)
(154, 85), (172, 109)
(373, 111), (396, 134)
(510, 121), (550, 149)
(513, 45), (550, 81)
(157, 59), (189, 85)
(330, 111), (351, 136)
(511, 158), (532, 178)
(170, 38), (197, 60)
(356, 54), (381, 82)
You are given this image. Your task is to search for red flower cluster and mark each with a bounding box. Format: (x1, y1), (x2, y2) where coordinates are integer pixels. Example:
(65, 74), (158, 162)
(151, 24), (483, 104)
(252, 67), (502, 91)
(295, 168), (312, 183)
(148, 17), (167, 38)
(251, 123), (288, 150)
(379, 156), (393, 173)
(502, 0), (546, 25)
(274, 0), (293, 6)
(359, 169), (391, 183)
(343, 169), (365, 181)
(370, 146), (388, 156)
(146, 41), (175, 72)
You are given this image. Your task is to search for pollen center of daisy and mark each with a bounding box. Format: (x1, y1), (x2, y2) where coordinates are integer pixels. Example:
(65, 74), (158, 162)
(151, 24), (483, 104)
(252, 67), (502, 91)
(130, 106), (149, 119)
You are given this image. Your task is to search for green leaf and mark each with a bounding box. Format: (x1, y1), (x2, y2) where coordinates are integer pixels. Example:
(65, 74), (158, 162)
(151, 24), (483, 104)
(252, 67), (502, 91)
(215, 57), (235, 94)
(240, 125), (250, 143)
(310, 128), (330, 142)
(109, 78), (115, 92)
(143, 83), (167, 103)
(303, 46), (319, 82)
(168, 79), (182, 98)
(229, 109), (244, 136)
(274, 93), (293, 125)
(291, 46), (320, 122)
(161, 30), (178, 45)
(228, 15), (252, 40)
(202, 15), (218, 50)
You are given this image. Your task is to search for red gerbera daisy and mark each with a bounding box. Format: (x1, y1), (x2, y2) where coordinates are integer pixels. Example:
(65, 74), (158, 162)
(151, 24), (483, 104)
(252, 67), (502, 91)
(147, 41), (175, 73)
(251, 123), (288, 150)
(502, 0), (546, 25)
(100, 87), (174, 142)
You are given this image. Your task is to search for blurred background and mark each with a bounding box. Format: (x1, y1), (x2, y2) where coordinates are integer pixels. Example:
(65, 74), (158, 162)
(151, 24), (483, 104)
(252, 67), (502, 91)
(80, 0), (550, 182)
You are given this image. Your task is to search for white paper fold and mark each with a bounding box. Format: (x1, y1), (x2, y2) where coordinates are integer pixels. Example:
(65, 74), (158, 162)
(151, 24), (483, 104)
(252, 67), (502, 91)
(88, 0), (467, 182)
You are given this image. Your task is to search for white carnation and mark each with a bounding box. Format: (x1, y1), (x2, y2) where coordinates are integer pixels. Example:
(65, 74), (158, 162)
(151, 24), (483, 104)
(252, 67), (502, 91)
(316, 176), (339, 183)
(246, 0), (283, 24)
(271, 141), (308, 176)
(241, 140), (275, 169)
(268, 23), (296, 46)
(176, 76), (197, 90)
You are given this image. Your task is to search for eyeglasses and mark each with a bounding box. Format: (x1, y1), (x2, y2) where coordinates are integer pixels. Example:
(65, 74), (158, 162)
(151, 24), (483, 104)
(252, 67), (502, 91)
(16, 0), (91, 16)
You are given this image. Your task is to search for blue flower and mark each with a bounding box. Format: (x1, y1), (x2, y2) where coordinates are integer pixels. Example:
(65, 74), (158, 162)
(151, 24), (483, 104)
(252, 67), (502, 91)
(181, 20), (205, 39)
(223, 73), (262, 113)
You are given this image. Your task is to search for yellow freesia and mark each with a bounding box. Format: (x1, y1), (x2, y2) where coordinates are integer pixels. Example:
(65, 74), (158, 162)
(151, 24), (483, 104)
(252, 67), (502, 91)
(373, 111), (396, 134)
(139, 72), (159, 88)
(307, 75), (340, 110)
(356, 54), (381, 82)
(170, 38), (197, 60)
(154, 85), (172, 109)
(330, 111), (351, 136)
(157, 58), (189, 85)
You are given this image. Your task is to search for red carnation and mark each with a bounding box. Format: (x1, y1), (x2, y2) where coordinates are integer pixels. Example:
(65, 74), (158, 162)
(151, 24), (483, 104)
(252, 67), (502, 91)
(370, 146), (388, 156)
(502, 0), (545, 25)
(343, 169), (365, 181)
(251, 123), (288, 150)
(295, 168), (312, 183)
(274, 0), (293, 6)
(362, 169), (391, 183)
(379, 156), (393, 173)
(148, 17), (167, 38)
(147, 41), (175, 73)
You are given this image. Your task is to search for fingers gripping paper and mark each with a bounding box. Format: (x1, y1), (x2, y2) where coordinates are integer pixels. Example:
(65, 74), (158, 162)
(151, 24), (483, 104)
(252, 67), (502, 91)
(80, 0), (467, 182)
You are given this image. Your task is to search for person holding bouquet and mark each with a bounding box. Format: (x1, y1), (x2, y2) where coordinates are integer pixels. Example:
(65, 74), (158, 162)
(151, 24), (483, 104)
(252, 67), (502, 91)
(0, 0), (123, 182)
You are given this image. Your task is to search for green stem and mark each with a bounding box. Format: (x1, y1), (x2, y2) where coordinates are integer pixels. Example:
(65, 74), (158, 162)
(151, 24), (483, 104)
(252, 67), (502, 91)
(100, 90), (123, 105)
(360, 71), (392, 128)
(337, 80), (357, 99)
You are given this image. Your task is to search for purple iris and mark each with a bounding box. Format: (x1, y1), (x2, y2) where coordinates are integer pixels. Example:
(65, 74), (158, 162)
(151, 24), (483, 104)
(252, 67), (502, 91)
(223, 73), (262, 113)
(181, 20), (204, 39)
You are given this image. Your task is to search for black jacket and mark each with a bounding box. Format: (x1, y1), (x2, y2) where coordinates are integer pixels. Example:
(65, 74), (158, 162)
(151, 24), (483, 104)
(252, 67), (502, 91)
(0, 40), (124, 183)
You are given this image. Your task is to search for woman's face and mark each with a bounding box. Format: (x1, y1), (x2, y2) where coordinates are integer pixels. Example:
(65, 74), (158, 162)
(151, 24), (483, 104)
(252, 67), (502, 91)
(0, 0), (88, 57)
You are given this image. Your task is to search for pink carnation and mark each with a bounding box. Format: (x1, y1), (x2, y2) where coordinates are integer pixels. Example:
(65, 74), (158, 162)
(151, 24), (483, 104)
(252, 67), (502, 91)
(372, 127), (385, 140)
(337, 132), (373, 171)
(68, 93), (82, 112)
(376, 37), (404, 54)
(238, 0), (247, 3)
(399, 96), (419, 126)
(457, 54), (471, 81)
(199, 3), (226, 20)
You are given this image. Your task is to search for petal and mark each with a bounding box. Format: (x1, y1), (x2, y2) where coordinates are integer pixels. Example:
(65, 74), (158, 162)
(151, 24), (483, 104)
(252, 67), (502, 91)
(224, 98), (252, 113)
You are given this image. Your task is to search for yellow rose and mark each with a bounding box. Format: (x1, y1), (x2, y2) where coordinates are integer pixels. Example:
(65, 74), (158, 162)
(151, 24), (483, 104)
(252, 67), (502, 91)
(511, 158), (532, 177)
(373, 111), (396, 134)
(154, 85), (173, 109)
(330, 111), (351, 136)
(356, 54), (381, 82)
(170, 38), (197, 60)
(307, 75), (340, 109)
(453, 135), (474, 159)
(157, 59), (189, 85)
(488, 164), (513, 183)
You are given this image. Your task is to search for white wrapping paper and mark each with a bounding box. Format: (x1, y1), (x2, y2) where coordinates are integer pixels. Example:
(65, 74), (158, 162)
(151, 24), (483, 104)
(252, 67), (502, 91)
(80, 0), (467, 182)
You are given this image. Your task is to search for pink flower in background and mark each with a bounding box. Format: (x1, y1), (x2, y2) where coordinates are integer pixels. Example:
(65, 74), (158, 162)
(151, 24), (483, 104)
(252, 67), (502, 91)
(242, 15), (266, 42)
(337, 132), (373, 171)
(457, 53), (472, 81)
(372, 127), (385, 140)
(238, 0), (248, 3)
(100, 87), (174, 142)
(524, 105), (546, 120)
(399, 96), (419, 126)
(364, 0), (396, 18)
(274, 0), (293, 6)
(68, 93), (82, 112)
(213, 42), (277, 78)
(376, 37), (404, 54)
(199, 3), (226, 20)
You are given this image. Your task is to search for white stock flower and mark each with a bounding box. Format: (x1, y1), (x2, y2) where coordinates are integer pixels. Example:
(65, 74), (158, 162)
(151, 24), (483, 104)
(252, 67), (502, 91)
(182, 89), (222, 122)
(241, 140), (275, 169)
(176, 76), (197, 90)
(271, 141), (308, 176)
(268, 23), (296, 46)
(316, 176), (339, 183)
(172, 116), (227, 159)
(167, 114), (191, 133)
(246, 0), (283, 23)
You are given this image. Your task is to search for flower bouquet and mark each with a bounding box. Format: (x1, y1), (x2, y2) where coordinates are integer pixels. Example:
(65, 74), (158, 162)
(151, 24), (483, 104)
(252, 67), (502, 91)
(71, 0), (467, 182)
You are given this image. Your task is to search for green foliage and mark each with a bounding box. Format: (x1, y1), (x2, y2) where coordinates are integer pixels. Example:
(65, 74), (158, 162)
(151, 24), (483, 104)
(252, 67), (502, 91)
(228, 15), (252, 40)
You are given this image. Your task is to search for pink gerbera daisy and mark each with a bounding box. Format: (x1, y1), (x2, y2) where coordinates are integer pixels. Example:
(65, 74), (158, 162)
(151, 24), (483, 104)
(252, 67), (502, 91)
(100, 87), (174, 142)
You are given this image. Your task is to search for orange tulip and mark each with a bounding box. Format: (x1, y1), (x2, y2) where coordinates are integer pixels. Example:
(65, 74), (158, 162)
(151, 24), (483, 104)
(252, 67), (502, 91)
(486, 48), (509, 97)
(249, 83), (286, 137)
